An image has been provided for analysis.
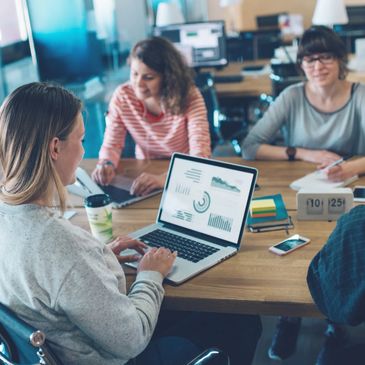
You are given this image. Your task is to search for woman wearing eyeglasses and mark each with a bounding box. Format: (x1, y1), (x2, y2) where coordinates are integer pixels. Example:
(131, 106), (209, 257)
(242, 25), (365, 182)
(243, 25), (365, 363)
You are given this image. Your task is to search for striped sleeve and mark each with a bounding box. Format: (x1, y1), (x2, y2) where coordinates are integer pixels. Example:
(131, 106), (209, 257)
(185, 87), (212, 157)
(98, 86), (128, 167)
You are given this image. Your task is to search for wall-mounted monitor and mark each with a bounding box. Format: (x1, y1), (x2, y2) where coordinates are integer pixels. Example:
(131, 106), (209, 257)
(154, 21), (228, 68)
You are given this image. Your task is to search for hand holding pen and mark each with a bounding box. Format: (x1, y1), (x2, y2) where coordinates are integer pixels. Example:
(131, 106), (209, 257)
(316, 158), (345, 181)
(316, 156), (343, 171)
(321, 158), (344, 172)
(322, 157), (358, 182)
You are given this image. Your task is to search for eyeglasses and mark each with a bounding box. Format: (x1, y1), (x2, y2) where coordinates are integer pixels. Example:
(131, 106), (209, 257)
(301, 54), (336, 68)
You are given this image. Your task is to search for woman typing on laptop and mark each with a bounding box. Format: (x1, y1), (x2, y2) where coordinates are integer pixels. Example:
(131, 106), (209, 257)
(0, 82), (188, 365)
(92, 36), (211, 196)
(0, 83), (262, 365)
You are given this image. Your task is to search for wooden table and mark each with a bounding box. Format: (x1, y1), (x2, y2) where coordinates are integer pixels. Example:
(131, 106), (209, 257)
(69, 158), (364, 317)
(70, 158), (359, 211)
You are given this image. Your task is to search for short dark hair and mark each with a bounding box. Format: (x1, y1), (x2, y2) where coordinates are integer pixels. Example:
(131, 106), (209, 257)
(297, 26), (348, 79)
(129, 36), (194, 114)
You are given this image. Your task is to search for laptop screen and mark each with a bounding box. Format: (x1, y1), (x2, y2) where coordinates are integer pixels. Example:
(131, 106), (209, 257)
(158, 154), (257, 245)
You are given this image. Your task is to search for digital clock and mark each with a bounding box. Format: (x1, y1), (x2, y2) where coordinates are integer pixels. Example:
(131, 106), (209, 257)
(297, 188), (353, 221)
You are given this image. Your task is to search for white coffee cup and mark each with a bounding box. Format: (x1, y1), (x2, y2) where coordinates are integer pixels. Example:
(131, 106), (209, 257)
(84, 194), (113, 244)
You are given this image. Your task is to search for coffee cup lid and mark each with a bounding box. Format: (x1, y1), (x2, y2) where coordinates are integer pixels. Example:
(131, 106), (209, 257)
(84, 194), (111, 208)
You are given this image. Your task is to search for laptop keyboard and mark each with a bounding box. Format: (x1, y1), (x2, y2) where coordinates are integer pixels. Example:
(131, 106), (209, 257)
(139, 229), (219, 263)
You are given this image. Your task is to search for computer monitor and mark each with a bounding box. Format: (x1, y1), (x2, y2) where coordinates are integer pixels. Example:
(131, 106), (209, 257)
(153, 21), (228, 68)
(346, 6), (365, 25)
(25, 0), (103, 83)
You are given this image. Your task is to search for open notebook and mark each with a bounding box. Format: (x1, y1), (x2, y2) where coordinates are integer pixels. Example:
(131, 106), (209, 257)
(290, 170), (358, 191)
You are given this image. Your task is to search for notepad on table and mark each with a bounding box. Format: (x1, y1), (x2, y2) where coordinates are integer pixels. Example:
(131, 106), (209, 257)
(247, 194), (293, 232)
(290, 170), (358, 191)
(250, 198), (276, 218)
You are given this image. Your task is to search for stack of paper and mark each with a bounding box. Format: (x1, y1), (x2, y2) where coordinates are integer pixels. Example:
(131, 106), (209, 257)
(250, 199), (276, 218)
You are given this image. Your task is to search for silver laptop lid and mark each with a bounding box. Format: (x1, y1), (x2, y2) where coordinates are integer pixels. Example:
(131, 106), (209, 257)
(157, 153), (257, 247)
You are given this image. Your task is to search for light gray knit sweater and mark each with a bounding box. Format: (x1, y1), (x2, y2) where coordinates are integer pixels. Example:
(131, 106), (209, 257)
(0, 202), (164, 365)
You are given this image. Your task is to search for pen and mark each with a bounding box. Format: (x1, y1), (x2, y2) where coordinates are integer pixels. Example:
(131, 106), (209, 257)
(76, 177), (93, 195)
(323, 158), (344, 171)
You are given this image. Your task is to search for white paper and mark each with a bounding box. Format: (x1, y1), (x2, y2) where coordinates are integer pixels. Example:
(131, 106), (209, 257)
(290, 171), (358, 191)
(67, 167), (104, 198)
(63, 211), (77, 220)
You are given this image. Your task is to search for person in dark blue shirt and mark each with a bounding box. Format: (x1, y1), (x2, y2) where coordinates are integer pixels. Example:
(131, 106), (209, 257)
(307, 205), (365, 365)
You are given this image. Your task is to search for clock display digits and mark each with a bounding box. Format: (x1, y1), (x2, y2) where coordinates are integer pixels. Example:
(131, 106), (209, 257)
(328, 197), (346, 214)
(297, 189), (353, 221)
(306, 198), (324, 214)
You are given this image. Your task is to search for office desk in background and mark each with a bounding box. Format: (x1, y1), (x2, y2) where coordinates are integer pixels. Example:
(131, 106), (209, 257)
(212, 62), (272, 98)
(348, 69), (365, 84)
(211, 61), (365, 99)
(69, 158), (365, 318)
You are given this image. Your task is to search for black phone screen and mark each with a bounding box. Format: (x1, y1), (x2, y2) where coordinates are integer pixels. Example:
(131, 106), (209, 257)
(354, 188), (365, 199)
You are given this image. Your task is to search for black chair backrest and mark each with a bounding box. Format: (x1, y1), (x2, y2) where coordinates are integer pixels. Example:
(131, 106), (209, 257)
(0, 303), (60, 365)
(270, 62), (303, 97)
(194, 72), (222, 148)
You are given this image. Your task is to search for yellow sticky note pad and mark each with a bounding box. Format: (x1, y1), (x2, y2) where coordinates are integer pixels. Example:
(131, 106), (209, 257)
(250, 199), (276, 213)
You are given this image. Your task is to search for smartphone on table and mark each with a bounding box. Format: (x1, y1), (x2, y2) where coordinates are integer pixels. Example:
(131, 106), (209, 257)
(353, 186), (365, 202)
(269, 234), (310, 256)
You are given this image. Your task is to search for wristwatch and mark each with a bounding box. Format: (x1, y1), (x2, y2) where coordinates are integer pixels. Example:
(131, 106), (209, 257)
(97, 160), (115, 169)
(286, 147), (297, 161)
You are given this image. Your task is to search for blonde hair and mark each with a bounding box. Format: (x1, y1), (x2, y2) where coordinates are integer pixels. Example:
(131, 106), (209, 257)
(0, 82), (82, 212)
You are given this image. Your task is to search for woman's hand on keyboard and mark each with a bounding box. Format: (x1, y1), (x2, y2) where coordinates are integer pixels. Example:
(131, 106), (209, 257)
(108, 236), (147, 263)
(138, 247), (177, 277)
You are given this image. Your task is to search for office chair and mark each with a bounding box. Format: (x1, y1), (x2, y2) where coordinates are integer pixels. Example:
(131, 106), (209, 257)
(0, 303), (61, 365)
(194, 72), (247, 155)
(270, 62), (302, 97)
(246, 63), (303, 150)
(0, 302), (228, 365)
(194, 72), (223, 149)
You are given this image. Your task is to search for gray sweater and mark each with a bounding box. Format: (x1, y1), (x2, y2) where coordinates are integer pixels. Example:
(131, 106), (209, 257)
(0, 203), (164, 365)
(242, 82), (365, 159)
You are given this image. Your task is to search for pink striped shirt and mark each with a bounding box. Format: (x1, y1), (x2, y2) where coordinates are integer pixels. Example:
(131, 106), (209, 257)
(99, 83), (211, 166)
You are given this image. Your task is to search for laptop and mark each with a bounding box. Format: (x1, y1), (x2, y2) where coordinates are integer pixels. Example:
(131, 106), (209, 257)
(67, 167), (162, 208)
(126, 153), (257, 284)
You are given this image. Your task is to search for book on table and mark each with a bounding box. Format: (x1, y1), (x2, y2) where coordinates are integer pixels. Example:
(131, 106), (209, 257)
(247, 194), (293, 232)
